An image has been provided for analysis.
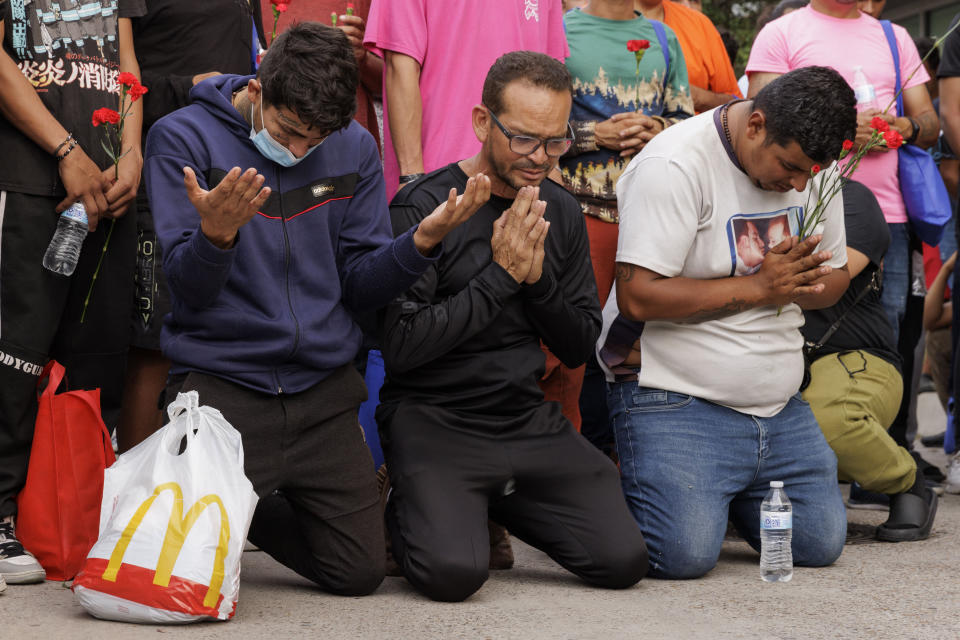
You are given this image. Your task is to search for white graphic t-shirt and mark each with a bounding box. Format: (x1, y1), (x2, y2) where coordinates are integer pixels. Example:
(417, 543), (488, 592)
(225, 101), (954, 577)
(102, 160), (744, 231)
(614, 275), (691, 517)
(600, 107), (847, 417)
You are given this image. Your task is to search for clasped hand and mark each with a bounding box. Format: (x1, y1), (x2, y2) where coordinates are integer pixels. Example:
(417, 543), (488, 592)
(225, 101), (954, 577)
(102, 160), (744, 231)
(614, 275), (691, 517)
(57, 146), (143, 231)
(595, 112), (665, 157)
(491, 185), (549, 284)
(752, 234), (833, 306)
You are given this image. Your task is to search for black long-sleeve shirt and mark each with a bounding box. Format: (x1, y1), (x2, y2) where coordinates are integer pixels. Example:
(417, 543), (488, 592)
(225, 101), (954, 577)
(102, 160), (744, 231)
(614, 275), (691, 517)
(379, 163), (601, 417)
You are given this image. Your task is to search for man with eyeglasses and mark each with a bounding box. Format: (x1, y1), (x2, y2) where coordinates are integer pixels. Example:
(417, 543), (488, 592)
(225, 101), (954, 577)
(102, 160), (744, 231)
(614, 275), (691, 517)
(377, 51), (649, 602)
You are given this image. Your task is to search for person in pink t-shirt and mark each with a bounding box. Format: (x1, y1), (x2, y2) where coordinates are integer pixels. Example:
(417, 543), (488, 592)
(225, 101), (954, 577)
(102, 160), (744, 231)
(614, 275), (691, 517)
(745, 0), (937, 344)
(363, 0), (568, 201)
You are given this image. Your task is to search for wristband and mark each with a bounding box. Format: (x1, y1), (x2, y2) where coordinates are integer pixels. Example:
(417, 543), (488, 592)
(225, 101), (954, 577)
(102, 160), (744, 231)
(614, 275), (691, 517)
(54, 133), (74, 157)
(56, 140), (78, 161)
(399, 173), (425, 185)
(905, 116), (921, 146)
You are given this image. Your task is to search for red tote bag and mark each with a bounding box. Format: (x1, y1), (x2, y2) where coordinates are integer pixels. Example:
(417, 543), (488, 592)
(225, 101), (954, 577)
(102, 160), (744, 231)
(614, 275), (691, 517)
(15, 360), (115, 581)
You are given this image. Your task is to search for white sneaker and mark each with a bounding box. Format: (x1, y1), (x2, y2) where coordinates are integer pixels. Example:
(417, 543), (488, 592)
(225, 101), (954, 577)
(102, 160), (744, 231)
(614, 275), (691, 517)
(0, 516), (45, 584)
(945, 454), (960, 494)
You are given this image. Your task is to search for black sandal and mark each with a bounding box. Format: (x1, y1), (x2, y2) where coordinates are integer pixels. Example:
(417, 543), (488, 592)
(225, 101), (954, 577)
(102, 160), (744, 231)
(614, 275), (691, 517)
(875, 487), (938, 543)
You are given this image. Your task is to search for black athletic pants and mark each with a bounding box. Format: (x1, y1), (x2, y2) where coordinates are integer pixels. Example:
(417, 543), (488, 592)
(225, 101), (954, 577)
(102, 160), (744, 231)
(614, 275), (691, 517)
(165, 365), (385, 596)
(0, 190), (135, 518)
(379, 401), (649, 602)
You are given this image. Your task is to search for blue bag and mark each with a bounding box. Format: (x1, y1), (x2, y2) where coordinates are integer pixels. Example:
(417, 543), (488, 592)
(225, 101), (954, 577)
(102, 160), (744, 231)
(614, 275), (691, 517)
(357, 349), (385, 469)
(882, 20), (951, 246)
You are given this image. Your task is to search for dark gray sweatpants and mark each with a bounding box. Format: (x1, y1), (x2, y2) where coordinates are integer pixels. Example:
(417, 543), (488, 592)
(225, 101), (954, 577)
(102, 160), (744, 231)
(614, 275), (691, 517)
(165, 365), (384, 596)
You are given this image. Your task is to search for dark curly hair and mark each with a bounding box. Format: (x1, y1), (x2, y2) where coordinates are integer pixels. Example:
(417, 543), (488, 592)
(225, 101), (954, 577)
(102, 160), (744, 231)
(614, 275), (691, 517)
(257, 22), (357, 133)
(753, 66), (857, 165)
(481, 51), (572, 115)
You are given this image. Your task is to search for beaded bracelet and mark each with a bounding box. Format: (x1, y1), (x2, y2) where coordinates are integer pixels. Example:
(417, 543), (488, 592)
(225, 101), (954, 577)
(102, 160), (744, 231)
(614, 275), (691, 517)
(53, 132), (74, 158)
(56, 139), (78, 161)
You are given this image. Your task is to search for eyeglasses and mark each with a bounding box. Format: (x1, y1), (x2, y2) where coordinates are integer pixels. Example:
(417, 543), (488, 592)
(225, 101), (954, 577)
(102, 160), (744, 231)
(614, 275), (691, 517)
(484, 106), (574, 157)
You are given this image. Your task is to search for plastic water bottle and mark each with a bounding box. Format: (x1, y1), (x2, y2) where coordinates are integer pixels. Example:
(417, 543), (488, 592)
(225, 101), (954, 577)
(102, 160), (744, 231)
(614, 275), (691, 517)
(851, 66), (880, 112)
(760, 480), (793, 582)
(42, 203), (88, 276)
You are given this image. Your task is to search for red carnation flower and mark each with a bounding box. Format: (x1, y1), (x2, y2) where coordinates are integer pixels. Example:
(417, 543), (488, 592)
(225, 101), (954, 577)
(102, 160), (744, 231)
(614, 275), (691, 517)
(128, 82), (149, 102)
(883, 130), (904, 149)
(627, 39), (651, 52)
(842, 140), (854, 151)
(117, 71), (138, 87)
(870, 116), (890, 133)
(92, 107), (120, 127)
(811, 164), (821, 174)
(274, 1), (288, 11)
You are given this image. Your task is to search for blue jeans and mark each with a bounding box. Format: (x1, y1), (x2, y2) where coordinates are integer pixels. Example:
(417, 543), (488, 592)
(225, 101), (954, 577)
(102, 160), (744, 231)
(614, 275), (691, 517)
(608, 383), (846, 579)
(880, 222), (910, 344)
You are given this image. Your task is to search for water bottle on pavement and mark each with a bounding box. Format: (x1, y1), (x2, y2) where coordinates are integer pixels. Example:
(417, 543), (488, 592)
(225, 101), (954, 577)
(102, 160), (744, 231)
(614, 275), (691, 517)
(760, 480), (793, 582)
(851, 66), (880, 112)
(42, 203), (88, 276)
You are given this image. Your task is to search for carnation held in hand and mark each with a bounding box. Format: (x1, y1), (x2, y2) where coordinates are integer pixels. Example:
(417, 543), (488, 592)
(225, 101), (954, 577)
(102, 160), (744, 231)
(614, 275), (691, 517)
(92, 107), (120, 127)
(83, 75), (149, 322)
(626, 40), (652, 108)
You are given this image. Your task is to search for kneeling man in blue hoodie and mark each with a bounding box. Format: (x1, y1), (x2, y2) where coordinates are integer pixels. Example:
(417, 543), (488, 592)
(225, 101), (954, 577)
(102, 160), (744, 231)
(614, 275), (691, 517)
(143, 22), (490, 595)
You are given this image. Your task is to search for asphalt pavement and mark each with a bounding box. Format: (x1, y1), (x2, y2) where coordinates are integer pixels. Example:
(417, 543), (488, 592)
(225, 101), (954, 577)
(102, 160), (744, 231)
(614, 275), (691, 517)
(3, 393), (959, 639)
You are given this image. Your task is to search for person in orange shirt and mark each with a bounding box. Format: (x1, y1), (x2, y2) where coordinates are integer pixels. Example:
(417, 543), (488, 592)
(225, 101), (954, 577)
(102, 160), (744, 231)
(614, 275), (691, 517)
(635, 0), (742, 112)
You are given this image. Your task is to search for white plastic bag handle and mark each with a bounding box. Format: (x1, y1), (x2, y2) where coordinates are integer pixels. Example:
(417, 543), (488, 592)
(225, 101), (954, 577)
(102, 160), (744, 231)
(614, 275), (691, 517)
(163, 391), (202, 453)
(165, 390), (245, 468)
(167, 390), (200, 421)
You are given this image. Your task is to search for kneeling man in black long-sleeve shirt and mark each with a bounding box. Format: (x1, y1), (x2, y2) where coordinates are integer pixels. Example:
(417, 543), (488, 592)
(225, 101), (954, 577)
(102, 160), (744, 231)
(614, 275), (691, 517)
(376, 51), (649, 602)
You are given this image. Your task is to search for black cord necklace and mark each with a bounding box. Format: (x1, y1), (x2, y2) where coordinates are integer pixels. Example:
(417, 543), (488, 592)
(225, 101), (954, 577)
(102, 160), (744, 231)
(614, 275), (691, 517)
(717, 100), (748, 175)
(721, 102), (734, 150)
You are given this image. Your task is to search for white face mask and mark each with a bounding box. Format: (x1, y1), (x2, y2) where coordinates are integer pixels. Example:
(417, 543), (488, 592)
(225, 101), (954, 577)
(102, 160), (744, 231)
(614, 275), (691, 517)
(248, 95), (323, 167)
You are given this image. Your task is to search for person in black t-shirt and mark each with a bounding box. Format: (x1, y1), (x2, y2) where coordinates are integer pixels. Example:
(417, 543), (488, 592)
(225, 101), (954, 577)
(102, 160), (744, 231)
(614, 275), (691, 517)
(802, 181), (938, 542)
(0, 0), (146, 586)
(377, 52), (648, 602)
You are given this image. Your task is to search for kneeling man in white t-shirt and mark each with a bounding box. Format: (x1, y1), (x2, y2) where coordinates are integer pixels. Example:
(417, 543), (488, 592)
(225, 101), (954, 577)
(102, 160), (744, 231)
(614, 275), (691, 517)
(601, 66), (856, 579)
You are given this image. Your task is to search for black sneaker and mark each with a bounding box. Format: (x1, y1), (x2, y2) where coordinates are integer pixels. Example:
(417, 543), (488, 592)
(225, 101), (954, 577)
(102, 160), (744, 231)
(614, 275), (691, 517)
(921, 431), (946, 448)
(846, 483), (890, 511)
(0, 517), (45, 584)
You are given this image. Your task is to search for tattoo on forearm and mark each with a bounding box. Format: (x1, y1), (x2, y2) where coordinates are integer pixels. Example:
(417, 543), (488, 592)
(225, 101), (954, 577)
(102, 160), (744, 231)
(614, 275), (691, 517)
(686, 297), (750, 323)
(616, 263), (636, 282)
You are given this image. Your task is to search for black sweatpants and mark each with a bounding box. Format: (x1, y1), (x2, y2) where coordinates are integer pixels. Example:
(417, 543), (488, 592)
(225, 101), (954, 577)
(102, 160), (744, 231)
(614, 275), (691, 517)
(379, 401), (649, 602)
(0, 190), (135, 518)
(165, 365), (385, 596)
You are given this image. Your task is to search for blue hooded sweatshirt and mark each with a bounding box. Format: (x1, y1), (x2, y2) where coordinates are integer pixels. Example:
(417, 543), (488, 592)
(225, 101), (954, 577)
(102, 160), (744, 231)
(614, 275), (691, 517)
(144, 74), (436, 394)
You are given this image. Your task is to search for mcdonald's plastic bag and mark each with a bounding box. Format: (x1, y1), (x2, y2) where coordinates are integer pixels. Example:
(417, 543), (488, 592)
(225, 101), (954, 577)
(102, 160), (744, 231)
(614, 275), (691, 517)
(73, 391), (258, 623)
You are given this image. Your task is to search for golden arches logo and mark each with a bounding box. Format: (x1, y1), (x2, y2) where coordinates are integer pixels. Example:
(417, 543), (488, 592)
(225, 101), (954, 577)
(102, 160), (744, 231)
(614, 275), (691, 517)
(102, 482), (230, 609)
